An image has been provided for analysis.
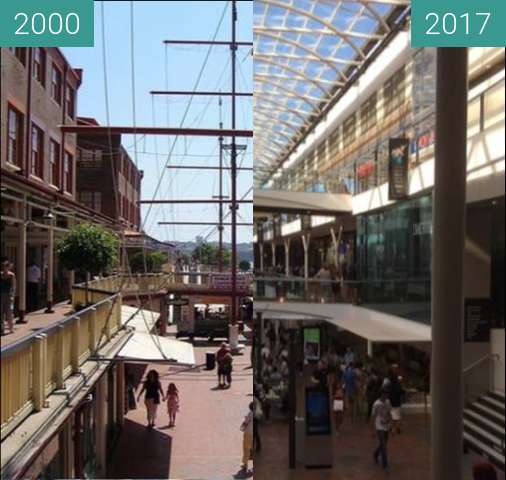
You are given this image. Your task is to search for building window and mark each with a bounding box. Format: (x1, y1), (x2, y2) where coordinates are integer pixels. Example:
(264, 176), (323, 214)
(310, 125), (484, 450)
(342, 113), (356, 148)
(49, 140), (61, 187)
(66, 85), (75, 119)
(51, 64), (62, 105)
(383, 67), (406, 116)
(33, 48), (46, 86)
(78, 148), (103, 168)
(79, 191), (102, 212)
(63, 152), (73, 193)
(9, 48), (27, 65)
(360, 92), (377, 133)
(483, 79), (505, 130)
(31, 124), (44, 178)
(7, 105), (24, 167)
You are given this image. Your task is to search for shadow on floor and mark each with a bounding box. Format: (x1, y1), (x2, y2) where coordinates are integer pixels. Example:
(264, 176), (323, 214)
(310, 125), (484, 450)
(107, 418), (173, 479)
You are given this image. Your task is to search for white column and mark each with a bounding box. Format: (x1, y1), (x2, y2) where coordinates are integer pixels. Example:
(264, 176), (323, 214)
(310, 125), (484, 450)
(45, 218), (54, 313)
(367, 340), (374, 358)
(271, 242), (276, 268)
(259, 243), (264, 272)
(302, 233), (310, 280)
(284, 239), (291, 276)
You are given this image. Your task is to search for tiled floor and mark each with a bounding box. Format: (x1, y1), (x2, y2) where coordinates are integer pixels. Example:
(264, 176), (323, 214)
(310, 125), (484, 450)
(107, 345), (254, 480)
(0, 302), (73, 347)
(255, 416), (504, 480)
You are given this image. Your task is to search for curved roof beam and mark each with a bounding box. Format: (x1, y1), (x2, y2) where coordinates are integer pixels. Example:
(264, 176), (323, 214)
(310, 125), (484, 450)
(254, 76), (323, 106)
(255, 110), (304, 134)
(255, 51), (359, 68)
(254, 96), (311, 123)
(254, 55), (340, 93)
(256, 0), (366, 59)
(254, 31), (348, 82)
(254, 24), (383, 41)
(255, 104), (306, 127)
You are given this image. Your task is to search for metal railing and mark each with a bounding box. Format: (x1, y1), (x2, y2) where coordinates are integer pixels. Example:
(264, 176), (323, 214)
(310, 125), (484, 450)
(463, 353), (501, 405)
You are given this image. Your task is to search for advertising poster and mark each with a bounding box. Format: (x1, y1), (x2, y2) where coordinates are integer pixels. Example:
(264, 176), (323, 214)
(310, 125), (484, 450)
(303, 327), (321, 361)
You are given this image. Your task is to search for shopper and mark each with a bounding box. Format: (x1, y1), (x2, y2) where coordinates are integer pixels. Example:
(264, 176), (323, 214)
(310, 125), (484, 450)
(388, 372), (405, 434)
(216, 342), (230, 388)
(238, 402), (254, 477)
(365, 369), (383, 420)
(165, 383), (180, 428)
(332, 381), (345, 436)
(1, 259), (16, 335)
(223, 350), (234, 388)
(371, 389), (393, 471)
(137, 370), (164, 428)
(26, 260), (41, 312)
(473, 462), (498, 480)
(343, 362), (358, 422)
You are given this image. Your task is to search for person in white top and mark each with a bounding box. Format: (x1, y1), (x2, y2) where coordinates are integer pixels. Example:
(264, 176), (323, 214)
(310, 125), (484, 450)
(371, 389), (392, 470)
(26, 261), (42, 312)
(239, 402), (254, 477)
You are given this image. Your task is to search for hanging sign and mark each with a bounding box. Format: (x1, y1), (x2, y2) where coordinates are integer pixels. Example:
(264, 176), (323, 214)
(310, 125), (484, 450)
(388, 138), (410, 200)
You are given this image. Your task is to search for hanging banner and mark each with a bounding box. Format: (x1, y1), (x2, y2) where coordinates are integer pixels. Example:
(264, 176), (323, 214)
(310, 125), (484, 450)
(388, 138), (410, 200)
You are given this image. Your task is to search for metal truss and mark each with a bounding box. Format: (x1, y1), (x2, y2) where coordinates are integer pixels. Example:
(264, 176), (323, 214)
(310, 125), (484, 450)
(253, 0), (411, 186)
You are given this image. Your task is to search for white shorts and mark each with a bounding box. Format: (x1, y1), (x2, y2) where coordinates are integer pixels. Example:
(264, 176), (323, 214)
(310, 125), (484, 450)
(391, 407), (402, 421)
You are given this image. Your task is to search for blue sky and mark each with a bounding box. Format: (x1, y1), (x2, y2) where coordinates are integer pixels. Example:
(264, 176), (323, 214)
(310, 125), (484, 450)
(62, 1), (253, 243)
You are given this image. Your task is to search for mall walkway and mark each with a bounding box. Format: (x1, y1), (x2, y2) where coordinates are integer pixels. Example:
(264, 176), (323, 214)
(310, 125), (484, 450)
(107, 346), (253, 480)
(255, 416), (504, 480)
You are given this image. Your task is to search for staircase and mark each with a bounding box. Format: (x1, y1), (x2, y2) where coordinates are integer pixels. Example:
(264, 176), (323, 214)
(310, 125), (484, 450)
(464, 391), (505, 471)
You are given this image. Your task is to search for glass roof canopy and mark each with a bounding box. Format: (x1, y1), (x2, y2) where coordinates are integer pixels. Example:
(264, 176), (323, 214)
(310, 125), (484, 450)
(254, 0), (410, 187)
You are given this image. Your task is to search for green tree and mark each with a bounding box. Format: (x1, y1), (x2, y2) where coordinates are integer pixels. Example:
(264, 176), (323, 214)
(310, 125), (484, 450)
(56, 223), (119, 304)
(239, 260), (251, 272)
(192, 242), (230, 266)
(129, 251), (167, 273)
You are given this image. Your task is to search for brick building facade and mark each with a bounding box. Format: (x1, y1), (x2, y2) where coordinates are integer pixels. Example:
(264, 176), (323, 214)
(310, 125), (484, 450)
(76, 117), (142, 231)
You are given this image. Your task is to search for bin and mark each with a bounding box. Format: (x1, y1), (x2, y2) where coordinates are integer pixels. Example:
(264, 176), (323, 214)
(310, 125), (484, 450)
(206, 351), (216, 370)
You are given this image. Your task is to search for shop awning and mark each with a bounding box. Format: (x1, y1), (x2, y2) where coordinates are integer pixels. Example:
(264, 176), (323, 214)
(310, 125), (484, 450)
(255, 301), (431, 343)
(117, 306), (196, 365)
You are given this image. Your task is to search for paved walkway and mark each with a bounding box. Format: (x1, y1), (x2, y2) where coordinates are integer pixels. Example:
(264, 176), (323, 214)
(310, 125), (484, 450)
(0, 302), (73, 348)
(108, 345), (253, 480)
(255, 416), (504, 480)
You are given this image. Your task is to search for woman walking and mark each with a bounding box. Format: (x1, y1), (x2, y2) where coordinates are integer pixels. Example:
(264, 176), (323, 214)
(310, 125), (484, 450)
(1, 260), (16, 336)
(137, 370), (164, 428)
(165, 383), (180, 428)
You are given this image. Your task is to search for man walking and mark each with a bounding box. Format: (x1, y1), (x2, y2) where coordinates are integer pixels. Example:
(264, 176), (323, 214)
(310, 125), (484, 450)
(371, 388), (392, 471)
(27, 260), (41, 312)
(216, 342), (229, 388)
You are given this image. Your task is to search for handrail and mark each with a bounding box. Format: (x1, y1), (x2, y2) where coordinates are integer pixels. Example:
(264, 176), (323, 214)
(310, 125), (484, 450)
(463, 353), (500, 376)
(254, 276), (431, 284)
(1, 292), (120, 358)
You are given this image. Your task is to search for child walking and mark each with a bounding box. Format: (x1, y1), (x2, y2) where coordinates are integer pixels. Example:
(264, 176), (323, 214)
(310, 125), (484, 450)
(165, 383), (180, 428)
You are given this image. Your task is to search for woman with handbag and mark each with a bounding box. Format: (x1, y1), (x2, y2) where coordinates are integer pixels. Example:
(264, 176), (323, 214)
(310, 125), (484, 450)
(137, 370), (164, 428)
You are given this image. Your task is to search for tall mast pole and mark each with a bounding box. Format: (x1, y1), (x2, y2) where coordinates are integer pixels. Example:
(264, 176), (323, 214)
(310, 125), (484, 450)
(230, 0), (238, 326)
(218, 96), (224, 272)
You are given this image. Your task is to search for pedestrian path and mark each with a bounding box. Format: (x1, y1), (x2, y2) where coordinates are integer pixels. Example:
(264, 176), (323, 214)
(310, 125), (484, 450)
(108, 346), (253, 479)
(255, 416), (505, 480)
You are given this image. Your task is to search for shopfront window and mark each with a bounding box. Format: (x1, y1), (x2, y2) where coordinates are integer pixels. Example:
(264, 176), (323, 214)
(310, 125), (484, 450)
(357, 194), (433, 323)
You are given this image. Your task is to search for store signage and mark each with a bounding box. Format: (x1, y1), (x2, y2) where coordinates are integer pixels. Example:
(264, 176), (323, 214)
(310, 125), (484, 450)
(305, 387), (332, 436)
(210, 273), (251, 293)
(303, 327), (321, 361)
(388, 138), (410, 200)
(464, 298), (492, 342)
